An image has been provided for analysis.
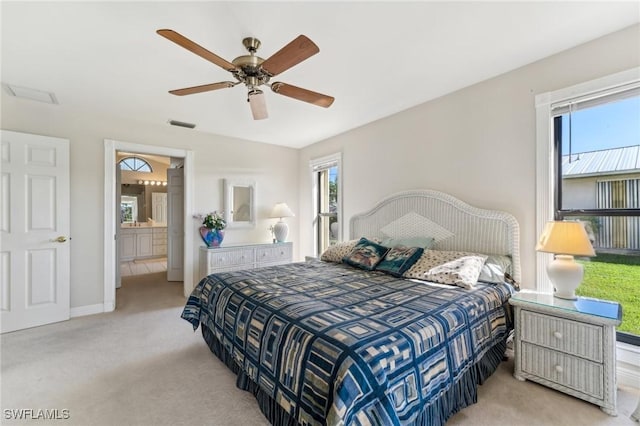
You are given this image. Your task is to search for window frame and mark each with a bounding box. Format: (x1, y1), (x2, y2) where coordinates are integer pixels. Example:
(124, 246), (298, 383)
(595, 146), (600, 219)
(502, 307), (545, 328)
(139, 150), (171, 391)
(536, 67), (640, 346)
(309, 153), (342, 256)
(119, 156), (153, 173)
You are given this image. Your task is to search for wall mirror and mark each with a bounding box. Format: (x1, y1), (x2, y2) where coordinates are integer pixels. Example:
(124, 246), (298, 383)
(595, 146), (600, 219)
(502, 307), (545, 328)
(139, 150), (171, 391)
(224, 179), (256, 228)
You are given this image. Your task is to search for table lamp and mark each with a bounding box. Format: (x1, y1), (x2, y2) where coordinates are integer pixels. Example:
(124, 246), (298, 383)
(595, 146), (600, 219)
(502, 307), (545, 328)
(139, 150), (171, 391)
(536, 221), (595, 300)
(270, 202), (294, 243)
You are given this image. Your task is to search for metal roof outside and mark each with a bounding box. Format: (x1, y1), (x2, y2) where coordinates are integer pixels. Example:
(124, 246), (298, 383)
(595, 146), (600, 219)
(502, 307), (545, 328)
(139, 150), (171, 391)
(562, 145), (640, 178)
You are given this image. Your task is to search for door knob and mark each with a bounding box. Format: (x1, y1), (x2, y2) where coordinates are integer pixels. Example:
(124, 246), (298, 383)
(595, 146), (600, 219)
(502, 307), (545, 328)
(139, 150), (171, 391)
(53, 236), (68, 243)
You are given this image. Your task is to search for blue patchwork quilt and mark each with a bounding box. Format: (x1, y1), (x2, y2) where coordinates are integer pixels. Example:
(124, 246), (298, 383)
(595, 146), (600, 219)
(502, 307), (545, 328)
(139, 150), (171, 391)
(182, 261), (514, 425)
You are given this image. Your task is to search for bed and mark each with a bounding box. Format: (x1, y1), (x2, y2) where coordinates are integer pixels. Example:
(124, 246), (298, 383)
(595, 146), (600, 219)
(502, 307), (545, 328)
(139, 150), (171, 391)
(182, 190), (521, 426)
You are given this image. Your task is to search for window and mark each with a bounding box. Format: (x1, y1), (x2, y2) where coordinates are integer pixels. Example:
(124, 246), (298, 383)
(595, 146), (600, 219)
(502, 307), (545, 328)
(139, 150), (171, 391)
(119, 156), (152, 172)
(537, 68), (639, 345)
(310, 153), (342, 256)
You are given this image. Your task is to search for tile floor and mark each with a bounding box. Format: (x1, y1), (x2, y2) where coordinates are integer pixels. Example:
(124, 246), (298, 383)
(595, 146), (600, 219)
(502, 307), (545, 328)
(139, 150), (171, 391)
(120, 257), (167, 277)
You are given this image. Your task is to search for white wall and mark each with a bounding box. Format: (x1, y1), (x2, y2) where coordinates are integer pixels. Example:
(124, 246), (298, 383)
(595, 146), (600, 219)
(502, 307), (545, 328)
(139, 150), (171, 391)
(563, 177), (597, 210)
(298, 24), (640, 289)
(0, 101), (299, 309)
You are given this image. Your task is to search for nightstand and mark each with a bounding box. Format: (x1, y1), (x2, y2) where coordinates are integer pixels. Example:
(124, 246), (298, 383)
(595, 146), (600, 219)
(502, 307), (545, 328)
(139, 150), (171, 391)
(510, 291), (622, 416)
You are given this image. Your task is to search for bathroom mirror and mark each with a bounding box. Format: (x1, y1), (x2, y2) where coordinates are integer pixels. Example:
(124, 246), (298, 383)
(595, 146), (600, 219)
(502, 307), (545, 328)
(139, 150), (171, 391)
(120, 184), (146, 223)
(224, 179), (256, 228)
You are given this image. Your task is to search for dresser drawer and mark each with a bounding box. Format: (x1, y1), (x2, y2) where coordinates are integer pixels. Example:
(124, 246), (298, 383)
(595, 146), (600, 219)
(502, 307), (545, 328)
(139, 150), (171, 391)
(520, 310), (603, 362)
(256, 245), (292, 264)
(521, 342), (604, 400)
(208, 249), (254, 268)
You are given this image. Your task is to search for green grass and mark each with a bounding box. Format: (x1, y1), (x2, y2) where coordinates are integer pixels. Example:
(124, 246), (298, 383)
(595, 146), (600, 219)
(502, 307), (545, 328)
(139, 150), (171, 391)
(576, 253), (640, 335)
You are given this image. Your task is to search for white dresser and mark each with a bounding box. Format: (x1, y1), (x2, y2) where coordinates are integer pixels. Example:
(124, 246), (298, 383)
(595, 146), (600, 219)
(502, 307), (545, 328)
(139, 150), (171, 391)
(199, 242), (293, 279)
(510, 292), (622, 415)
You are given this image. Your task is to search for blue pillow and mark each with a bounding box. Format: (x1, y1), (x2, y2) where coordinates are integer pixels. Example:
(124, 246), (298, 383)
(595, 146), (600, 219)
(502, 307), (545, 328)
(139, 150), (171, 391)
(376, 246), (424, 277)
(343, 237), (390, 271)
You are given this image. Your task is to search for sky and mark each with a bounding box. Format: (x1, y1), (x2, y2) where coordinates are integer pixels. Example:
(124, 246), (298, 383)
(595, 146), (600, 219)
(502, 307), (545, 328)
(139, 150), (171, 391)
(561, 96), (640, 154)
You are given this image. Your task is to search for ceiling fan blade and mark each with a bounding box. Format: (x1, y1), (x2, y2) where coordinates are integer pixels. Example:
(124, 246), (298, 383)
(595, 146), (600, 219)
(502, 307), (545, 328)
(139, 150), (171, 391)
(261, 35), (319, 77)
(271, 82), (334, 108)
(157, 29), (237, 71)
(169, 82), (236, 96)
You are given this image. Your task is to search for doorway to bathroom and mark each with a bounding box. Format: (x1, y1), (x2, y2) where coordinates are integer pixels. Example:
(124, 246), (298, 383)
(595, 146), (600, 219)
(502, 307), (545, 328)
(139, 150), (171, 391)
(104, 139), (194, 312)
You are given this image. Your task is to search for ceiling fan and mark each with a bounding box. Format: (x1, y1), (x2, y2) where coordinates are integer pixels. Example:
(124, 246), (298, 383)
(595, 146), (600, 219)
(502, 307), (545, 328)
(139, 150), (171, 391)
(157, 30), (335, 120)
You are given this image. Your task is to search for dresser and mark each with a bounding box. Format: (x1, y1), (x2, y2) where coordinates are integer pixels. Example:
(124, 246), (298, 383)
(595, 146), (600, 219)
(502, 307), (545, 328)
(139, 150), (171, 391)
(510, 292), (622, 415)
(199, 242), (293, 279)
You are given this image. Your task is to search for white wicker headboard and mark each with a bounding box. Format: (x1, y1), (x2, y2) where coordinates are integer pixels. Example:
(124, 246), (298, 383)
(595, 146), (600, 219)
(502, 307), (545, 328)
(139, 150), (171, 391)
(349, 190), (521, 282)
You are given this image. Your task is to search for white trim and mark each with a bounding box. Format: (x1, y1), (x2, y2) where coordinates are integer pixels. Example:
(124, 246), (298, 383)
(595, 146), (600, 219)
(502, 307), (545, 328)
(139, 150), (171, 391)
(70, 304), (105, 318)
(617, 341), (640, 390)
(309, 152), (343, 256)
(104, 139), (195, 309)
(535, 67), (640, 292)
(535, 91), (555, 293)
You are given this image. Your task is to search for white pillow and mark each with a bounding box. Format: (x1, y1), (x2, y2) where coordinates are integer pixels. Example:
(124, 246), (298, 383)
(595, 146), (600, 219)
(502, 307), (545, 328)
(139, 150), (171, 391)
(478, 255), (512, 284)
(403, 249), (486, 282)
(424, 255), (487, 289)
(320, 240), (359, 263)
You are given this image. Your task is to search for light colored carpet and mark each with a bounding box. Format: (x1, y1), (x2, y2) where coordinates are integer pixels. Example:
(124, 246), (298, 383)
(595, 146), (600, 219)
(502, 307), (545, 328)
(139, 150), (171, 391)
(2, 272), (638, 426)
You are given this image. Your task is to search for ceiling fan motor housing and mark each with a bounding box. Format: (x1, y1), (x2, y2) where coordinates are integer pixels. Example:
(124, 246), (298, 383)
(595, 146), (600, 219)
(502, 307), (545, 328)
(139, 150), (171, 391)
(232, 54), (270, 87)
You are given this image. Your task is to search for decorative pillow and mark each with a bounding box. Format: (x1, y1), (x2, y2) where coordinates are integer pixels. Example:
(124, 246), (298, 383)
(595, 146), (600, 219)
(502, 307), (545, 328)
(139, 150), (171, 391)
(478, 254), (512, 284)
(424, 255), (487, 289)
(342, 238), (390, 271)
(380, 236), (435, 249)
(403, 249), (487, 281)
(320, 239), (359, 263)
(376, 246), (424, 277)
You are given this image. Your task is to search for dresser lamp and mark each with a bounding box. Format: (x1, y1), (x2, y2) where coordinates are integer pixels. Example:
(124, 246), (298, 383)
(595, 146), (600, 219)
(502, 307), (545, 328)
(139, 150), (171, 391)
(270, 203), (294, 243)
(536, 221), (595, 300)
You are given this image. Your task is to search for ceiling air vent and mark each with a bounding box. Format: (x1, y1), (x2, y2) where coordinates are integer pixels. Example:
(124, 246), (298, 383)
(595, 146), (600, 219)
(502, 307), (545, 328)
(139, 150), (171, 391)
(3, 84), (58, 104)
(168, 119), (196, 129)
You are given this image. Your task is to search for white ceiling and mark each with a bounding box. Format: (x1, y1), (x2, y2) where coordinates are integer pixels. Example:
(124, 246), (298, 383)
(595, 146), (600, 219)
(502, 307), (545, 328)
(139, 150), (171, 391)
(2, 2), (638, 148)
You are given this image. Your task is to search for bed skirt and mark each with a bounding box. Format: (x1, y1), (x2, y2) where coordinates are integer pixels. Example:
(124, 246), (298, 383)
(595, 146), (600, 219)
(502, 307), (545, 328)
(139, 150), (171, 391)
(201, 324), (507, 426)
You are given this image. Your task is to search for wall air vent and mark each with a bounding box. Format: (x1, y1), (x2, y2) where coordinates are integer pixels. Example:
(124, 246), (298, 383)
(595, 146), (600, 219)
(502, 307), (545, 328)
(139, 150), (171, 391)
(168, 119), (196, 129)
(3, 83), (58, 104)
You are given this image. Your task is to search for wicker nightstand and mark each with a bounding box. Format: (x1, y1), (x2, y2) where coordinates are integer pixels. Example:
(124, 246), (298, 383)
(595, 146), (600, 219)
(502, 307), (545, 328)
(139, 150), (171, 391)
(510, 292), (622, 416)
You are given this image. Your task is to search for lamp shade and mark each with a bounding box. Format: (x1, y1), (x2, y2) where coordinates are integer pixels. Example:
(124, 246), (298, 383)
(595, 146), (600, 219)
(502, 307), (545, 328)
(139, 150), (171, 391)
(270, 203), (295, 219)
(536, 221), (595, 257)
(248, 90), (268, 120)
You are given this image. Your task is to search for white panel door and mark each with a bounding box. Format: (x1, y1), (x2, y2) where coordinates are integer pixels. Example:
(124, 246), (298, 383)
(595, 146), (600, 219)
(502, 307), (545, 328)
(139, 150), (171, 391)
(167, 168), (184, 281)
(151, 192), (167, 224)
(1, 130), (70, 333)
(115, 164), (122, 289)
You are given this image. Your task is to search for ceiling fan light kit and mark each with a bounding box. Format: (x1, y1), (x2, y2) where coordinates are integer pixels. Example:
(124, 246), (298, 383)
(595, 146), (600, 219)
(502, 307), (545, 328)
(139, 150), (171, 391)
(157, 30), (334, 120)
(248, 89), (268, 120)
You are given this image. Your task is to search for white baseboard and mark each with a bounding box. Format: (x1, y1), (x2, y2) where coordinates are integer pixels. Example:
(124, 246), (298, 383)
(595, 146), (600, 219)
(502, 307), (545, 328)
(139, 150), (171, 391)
(617, 342), (640, 390)
(69, 303), (105, 318)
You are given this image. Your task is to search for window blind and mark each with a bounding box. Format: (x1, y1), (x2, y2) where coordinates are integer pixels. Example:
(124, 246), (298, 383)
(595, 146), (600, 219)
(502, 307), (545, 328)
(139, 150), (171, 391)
(310, 153), (341, 172)
(551, 81), (640, 116)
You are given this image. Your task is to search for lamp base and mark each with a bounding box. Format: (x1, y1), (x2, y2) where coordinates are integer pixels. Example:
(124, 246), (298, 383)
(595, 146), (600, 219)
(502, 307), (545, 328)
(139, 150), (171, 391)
(273, 221), (289, 243)
(548, 254), (584, 300)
